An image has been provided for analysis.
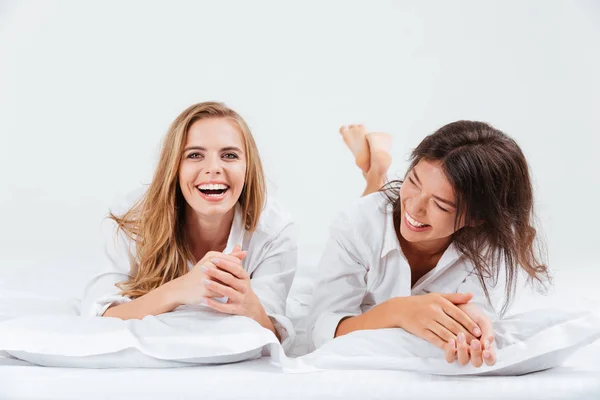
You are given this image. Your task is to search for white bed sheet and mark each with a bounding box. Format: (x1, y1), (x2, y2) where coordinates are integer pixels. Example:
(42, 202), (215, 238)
(1, 343), (599, 400)
(1, 259), (599, 399)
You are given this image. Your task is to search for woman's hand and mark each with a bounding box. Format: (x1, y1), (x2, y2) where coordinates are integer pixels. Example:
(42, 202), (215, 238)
(395, 293), (482, 349)
(443, 303), (496, 367)
(171, 248), (247, 306)
(199, 247), (280, 339)
(199, 248), (265, 321)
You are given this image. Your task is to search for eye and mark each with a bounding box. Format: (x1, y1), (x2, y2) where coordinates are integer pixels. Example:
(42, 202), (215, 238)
(222, 153), (239, 160)
(435, 202), (449, 213)
(187, 152), (203, 159)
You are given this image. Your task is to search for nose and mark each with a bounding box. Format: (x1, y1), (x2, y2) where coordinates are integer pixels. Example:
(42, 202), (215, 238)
(410, 193), (428, 216)
(204, 154), (223, 175)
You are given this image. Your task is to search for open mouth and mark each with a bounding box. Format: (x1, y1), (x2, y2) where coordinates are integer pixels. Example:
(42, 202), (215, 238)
(196, 183), (230, 198)
(405, 212), (430, 229)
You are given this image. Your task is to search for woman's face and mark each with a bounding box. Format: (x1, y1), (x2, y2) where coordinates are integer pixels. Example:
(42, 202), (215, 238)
(399, 159), (465, 245)
(178, 118), (247, 219)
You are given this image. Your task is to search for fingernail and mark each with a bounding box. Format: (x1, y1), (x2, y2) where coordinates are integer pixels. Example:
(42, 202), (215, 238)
(200, 297), (208, 306)
(449, 339), (455, 347)
(471, 340), (480, 350)
(483, 351), (490, 358)
(484, 340), (490, 349)
(200, 265), (210, 273)
(473, 327), (481, 336)
(203, 279), (211, 286)
(210, 258), (220, 265)
(457, 333), (465, 343)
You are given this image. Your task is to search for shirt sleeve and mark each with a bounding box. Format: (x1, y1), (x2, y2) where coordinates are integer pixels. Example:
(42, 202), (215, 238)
(80, 218), (135, 317)
(250, 222), (298, 351)
(456, 260), (510, 320)
(307, 213), (368, 351)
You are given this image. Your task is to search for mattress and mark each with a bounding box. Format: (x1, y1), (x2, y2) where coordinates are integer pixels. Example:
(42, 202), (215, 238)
(1, 345), (599, 400)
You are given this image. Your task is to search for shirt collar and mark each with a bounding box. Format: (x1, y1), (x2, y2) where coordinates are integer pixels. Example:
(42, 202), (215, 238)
(224, 203), (245, 253)
(380, 202), (401, 259)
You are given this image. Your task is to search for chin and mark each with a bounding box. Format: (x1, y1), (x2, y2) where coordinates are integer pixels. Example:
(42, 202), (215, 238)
(399, 225), (418, 242)
(197, 202), (235, 216)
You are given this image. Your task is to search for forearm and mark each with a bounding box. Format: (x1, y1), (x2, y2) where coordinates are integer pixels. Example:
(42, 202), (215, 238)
(334, 298), (401, 338)
(252, 307), (281, 341)
(103, 280), (181, 320)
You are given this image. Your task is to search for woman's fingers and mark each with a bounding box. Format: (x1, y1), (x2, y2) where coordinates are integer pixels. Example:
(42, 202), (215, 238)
(203, 279), (242, 302)
(456, 333), (470, 365)
(201, 297), (235, 314)
(429, 321), (457, 344)
(436, 312), (476, 344)
(230, 251), (248, 261)
(210, 257), (249, 280)
(422, 329), (446, 349)
(476, 314), (496, 366)
(483, 339), (497, 366)
(230, 246), (248, 261)
(202, 264), (244, 292)
(470, 339), (483, 367)
(444, 339), (457, 364)
(442, 302), (481, 338)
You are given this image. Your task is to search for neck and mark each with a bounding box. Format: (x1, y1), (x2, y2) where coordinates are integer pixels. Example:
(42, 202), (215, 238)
(395, 216), (452, 259)
(184, 205), (236, 261)
(399, 235), (452, 259)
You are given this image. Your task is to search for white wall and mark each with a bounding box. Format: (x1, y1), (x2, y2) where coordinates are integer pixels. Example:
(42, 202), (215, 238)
(1, 0), (599, 297)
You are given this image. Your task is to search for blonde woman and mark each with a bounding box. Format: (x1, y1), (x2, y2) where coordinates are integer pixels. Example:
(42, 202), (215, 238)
(81, 102), (296, 347)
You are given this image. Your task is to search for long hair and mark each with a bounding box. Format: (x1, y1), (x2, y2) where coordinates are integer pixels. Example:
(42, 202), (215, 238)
(111, 102), (266, 298)
(382, 121), (550, 314)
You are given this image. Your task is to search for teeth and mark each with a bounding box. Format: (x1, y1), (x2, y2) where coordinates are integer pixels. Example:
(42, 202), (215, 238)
(406, 212), (427, 227)
(197, 183), (229, 190)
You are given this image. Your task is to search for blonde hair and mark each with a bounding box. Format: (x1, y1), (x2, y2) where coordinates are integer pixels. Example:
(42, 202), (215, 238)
(112, 102), (266, 298)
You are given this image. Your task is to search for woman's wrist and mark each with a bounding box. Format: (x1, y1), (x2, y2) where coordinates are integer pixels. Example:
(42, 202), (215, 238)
(378, 297), (406, 329)
(160, 279), (184, 311)
(335, 297), (405, 338)
(250, 303), (279, 338)
(248, 300), (268, 324)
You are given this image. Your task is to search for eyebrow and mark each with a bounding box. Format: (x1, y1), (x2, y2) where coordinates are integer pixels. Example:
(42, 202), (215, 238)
(183, 146), (243, 153)
(411, 169), (457, 208)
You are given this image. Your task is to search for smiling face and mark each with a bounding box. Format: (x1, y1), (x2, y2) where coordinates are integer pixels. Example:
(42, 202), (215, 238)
(178, 117), (247, 218)
(399, 159), (466, 246)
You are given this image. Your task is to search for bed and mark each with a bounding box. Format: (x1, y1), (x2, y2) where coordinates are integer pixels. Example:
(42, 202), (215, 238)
(1, 259), (599, 400)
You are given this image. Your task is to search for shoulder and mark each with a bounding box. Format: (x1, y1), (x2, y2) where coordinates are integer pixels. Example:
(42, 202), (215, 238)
(253, 196), (295, 238)
(322, 192), (392, 260)
(331, 191), (390, 233)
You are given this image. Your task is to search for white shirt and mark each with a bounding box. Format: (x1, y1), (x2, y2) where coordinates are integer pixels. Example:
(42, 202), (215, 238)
(81, 190), (297, 350)
(308, 192), (507, 351)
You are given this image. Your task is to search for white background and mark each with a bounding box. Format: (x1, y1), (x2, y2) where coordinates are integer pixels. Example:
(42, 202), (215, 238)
(0, 0), (599, 298)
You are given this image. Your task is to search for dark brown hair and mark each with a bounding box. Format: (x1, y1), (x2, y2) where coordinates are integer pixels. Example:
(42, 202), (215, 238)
(383, 120), (550, 315)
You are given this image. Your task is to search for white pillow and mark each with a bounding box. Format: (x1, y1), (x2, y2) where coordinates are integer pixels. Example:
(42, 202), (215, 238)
(287, 308), (600, 376)
(0, 290), (81, 322)
(0, 305), (284, 368)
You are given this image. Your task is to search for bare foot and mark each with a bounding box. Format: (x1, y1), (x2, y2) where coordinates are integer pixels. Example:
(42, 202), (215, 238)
(366, 132), (392, 177)
(340, 124), (370, 173)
